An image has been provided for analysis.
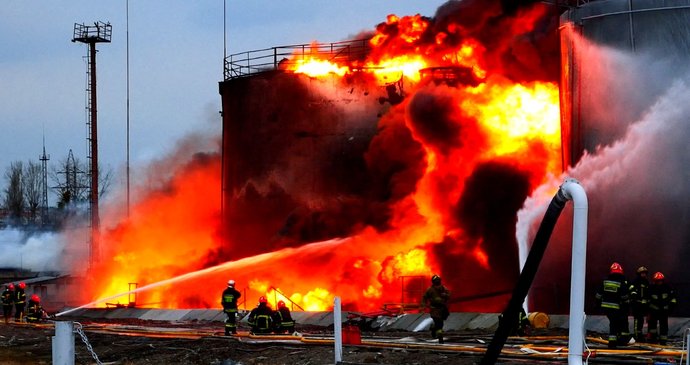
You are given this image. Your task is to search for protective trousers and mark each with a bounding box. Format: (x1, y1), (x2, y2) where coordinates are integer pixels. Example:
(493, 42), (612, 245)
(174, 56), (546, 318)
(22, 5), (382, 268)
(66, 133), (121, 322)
(648, 311), (669, 344)
(631, 307), (647, 340)
(605, 309), (630, 347)
(224, 311), (237, 335)
(2, 305), (12, 323)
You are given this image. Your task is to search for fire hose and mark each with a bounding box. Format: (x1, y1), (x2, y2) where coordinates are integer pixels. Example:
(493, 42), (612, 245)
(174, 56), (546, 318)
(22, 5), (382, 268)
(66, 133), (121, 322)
(18, 320), (688, 363)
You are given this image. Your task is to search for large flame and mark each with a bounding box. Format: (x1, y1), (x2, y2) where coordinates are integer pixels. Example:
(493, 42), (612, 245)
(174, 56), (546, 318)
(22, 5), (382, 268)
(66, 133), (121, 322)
(83, 1), (562, 313)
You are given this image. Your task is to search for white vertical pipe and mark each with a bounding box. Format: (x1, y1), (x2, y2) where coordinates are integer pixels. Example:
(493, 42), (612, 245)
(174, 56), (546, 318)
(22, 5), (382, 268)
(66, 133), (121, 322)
(52, 321), (75, 365)
(334, 296), (343, 364)
(561, 179), (588, 365)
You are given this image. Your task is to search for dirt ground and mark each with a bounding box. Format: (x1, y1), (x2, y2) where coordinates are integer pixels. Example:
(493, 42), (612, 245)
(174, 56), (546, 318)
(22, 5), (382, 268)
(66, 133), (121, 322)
(0, 317), (674, 365)
(0, 318), (514, 365)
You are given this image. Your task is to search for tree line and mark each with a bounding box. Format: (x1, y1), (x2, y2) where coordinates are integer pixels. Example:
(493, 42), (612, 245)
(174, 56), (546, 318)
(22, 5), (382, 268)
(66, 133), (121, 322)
(1, 150), (111, 227)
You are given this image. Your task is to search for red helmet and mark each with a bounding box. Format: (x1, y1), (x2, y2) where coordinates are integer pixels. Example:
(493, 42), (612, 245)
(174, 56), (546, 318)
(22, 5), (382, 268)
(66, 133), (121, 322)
(259, 296), (267, 304)
(609, 262), (623, 275)
(31, 294), (40, 303)
(653, 272), (665, 281)
(18, 282), (26, 289)
(278, 300), (286, 309)
(7, 284), (14, 290)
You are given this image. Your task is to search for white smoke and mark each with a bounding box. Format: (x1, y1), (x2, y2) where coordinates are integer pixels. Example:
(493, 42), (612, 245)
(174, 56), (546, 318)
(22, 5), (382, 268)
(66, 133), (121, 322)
(0, 228), (65, 271)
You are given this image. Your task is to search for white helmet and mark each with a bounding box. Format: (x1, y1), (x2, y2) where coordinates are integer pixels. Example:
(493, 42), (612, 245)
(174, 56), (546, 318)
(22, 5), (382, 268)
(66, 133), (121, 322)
(227, 279), (235, 287)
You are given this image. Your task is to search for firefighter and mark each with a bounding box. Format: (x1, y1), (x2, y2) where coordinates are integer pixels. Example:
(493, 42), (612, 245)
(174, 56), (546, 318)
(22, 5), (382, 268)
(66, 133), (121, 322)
(221, 279), (241, 335)
(14, 282), (26, 322)
(595, 262), (631, 348)
(2, 284), (14, 323)
(629, 266), (650, 341)
(647, 271), (677, 345)
(421, 274), (451, 344)
(248, 296), (274, 335)
(273, 300), (296, 334)
(25, 294), (45, 323)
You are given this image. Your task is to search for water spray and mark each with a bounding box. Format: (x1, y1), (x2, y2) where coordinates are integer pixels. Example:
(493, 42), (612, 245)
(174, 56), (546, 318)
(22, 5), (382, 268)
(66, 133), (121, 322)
(55, 238), (347, 317)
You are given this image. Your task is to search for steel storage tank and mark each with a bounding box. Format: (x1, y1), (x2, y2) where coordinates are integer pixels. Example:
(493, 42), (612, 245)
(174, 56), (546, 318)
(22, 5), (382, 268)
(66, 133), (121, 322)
(560, 0), (690, 166)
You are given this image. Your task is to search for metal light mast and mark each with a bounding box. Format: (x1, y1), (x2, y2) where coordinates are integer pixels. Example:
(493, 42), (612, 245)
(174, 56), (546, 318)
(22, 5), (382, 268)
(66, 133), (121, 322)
(72, 21), (111, 269)
(39, 137), (50, 225)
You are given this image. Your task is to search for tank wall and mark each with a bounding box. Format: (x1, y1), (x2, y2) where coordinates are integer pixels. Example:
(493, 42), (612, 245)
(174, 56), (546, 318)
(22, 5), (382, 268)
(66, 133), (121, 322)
(218, 71), (392, 258)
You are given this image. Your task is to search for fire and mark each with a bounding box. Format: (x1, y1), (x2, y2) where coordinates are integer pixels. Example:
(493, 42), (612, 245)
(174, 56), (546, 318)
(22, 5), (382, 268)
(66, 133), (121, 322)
(462, 77), (561, 170)
(293, 58), (348, 77)
(80, 2), (562, 313)
(366, 55), (428, 83)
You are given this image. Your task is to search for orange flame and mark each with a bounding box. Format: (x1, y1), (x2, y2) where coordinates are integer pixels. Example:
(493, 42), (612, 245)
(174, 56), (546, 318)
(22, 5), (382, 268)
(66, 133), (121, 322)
(82, 4), (562, 313)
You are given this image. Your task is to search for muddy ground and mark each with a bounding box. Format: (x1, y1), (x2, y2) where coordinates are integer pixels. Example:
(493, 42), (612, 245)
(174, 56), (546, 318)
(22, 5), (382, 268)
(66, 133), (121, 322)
(0, 317), (668, 365)
(0, 318), (531, 365)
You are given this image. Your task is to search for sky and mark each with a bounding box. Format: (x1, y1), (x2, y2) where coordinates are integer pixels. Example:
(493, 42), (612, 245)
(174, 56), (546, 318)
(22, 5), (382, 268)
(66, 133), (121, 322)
(0, 0), (447, 204)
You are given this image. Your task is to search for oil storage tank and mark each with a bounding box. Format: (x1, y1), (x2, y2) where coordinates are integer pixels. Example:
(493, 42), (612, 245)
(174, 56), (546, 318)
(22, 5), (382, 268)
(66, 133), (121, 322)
(217, 41), (401, 260)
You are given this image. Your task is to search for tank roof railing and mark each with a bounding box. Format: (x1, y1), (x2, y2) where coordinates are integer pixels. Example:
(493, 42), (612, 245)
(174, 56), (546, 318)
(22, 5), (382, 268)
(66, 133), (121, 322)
(540, 0), (593, 9)
(223, 38), (371, 80)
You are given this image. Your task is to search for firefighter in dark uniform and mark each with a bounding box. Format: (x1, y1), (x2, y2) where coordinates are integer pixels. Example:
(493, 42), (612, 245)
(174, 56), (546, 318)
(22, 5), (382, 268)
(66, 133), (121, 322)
(221, 279), (241, 335)
(273, 300), (296, 334)
(647, 271), (677, 345)
(14, 282), (26, 322)
(595, 262), (631, 348)
(2, 284), (14, 323)
(25, 294), (45, 323)
(248, 296), (274, 335)
(421, 274), (451, 344)
(629, 266), (650, 341)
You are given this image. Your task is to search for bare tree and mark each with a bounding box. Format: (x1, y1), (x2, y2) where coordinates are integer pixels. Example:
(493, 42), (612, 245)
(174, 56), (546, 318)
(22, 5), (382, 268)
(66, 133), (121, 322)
(3, 161), (24, 223)
(23, 160), (42, 222)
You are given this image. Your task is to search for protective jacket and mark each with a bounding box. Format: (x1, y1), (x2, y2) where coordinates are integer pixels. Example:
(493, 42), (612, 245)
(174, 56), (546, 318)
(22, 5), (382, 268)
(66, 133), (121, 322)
(25, 299), (44, 322)
(273, 307), (295, 333)
(422, 284), (450, 320)
(221, 287), (241, 313)
(14, 288), (26, 305)
(248, 303), (274, 334)
(629, 275), (650, 312)
(595, 273), (629, 311)
(649, 282), (677, 313)
(1, 289), (13, 306)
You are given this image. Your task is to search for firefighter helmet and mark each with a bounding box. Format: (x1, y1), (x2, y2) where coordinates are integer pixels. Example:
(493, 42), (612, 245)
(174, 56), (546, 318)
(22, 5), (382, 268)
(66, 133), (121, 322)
(259, 296), (267, 304)
(18, 282), (26, 289)
(636, 266), (648, 274)
(227, 279), (235, 287)
(431, 275), (442, 284)
(7, 283), (14, 290)
(278, 300), (286, 309)
(653, 272), (665, 281)
(609, 262), (623, 275)
(31, 294), (40, 303)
